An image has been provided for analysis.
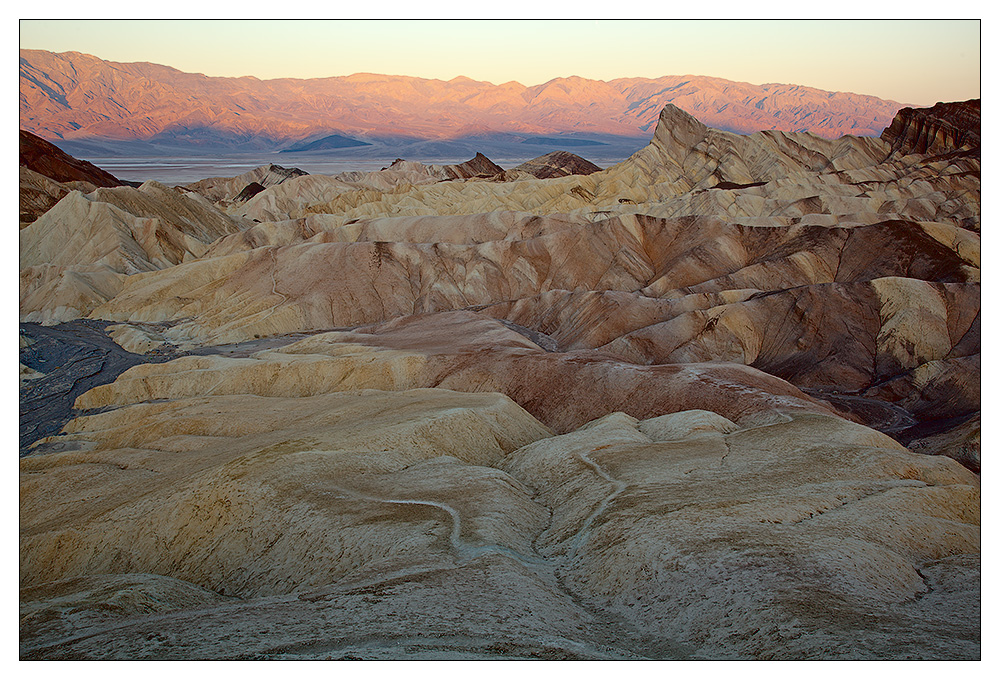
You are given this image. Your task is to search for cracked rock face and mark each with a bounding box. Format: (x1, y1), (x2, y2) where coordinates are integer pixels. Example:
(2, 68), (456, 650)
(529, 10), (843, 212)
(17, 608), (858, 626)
(20, 100), (980, 659)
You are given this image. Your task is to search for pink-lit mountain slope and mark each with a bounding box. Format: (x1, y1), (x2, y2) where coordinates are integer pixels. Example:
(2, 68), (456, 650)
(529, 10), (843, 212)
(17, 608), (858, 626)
(20, 49), (908, 151)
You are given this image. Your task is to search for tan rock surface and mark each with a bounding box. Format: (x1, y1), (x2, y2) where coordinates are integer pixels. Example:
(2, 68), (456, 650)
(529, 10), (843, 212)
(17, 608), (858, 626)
(20, 573), (235, 652)
(21, 389), (556, 637)
(202, 210), (583, 258)
(68, 311), (838, 437)
(501, 410), (979, 658)
(20, 99), (980, 660)
(106, 323), (169, 354)
(21, 377), (978, 658)
(19, 183), (244, 274)
(20, 264), (126, 325)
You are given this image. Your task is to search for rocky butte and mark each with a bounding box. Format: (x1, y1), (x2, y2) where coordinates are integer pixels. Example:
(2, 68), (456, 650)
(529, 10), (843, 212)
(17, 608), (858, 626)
(19, 96), (980, 659)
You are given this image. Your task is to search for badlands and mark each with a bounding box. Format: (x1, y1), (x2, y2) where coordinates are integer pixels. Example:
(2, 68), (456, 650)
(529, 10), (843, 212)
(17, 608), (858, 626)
(19, 100), (980, 659)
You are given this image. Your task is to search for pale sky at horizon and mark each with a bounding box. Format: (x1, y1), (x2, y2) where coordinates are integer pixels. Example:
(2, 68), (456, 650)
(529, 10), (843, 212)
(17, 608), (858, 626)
(19, 17), (981, 106)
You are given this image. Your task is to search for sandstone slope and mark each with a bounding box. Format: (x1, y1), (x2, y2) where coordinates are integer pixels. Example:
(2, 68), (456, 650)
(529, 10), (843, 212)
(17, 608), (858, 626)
(21, 376), (979, 659)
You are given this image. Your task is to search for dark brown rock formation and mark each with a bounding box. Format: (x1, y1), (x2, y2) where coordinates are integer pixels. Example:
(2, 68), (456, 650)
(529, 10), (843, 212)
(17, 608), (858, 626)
(514, 151), (602, 179)
(234, 182), (266, 202)
(880, 99), (980, 159)
(19, 167), (71, 226)
(19, 130), (121, 187)
(440, 152), (505, 179)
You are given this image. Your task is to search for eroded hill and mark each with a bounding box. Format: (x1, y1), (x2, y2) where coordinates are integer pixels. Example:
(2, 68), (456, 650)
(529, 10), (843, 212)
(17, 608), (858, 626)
(19, 100), (980, 660)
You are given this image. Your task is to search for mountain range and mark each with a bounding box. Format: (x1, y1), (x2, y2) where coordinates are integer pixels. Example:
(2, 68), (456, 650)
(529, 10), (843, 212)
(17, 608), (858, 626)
(20, 49), (910, 157)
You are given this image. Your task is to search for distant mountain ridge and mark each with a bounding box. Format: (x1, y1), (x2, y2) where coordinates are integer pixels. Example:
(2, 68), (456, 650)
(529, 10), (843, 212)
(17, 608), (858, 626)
(20, 49), (909, 153)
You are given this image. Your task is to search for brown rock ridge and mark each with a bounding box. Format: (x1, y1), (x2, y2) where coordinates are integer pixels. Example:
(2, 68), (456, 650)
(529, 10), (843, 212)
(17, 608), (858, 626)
(19, 129), (121, 187)
(437, 152), (505, 179)
(19, 131), (123, 225)
(514, 151), (602, 179)
(881, 99), (981, 159)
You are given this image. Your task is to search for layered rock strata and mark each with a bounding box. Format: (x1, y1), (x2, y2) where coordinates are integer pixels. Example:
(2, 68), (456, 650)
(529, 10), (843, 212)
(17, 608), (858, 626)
(880, 99), (980, 159)
(513, 151), (603, 179)
(19, 99), (981, 659)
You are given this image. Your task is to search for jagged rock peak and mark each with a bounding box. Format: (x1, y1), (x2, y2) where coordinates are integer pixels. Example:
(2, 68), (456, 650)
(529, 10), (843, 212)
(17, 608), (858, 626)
(880, 99), (980, 158)
(261, 163), (310, 181)
(183, 164), (308, 202)
(443, 152), (505, 179)
(649, 104), (711, 152)
(514, 151), (602, 179)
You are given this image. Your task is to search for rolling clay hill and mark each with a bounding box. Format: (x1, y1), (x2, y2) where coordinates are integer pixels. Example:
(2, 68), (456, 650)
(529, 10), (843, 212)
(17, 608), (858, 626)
(19, 99), (980, 660)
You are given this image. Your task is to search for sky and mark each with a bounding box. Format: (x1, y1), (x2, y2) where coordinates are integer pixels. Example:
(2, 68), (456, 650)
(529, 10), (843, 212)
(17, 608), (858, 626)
(18, 15), (981, 107)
